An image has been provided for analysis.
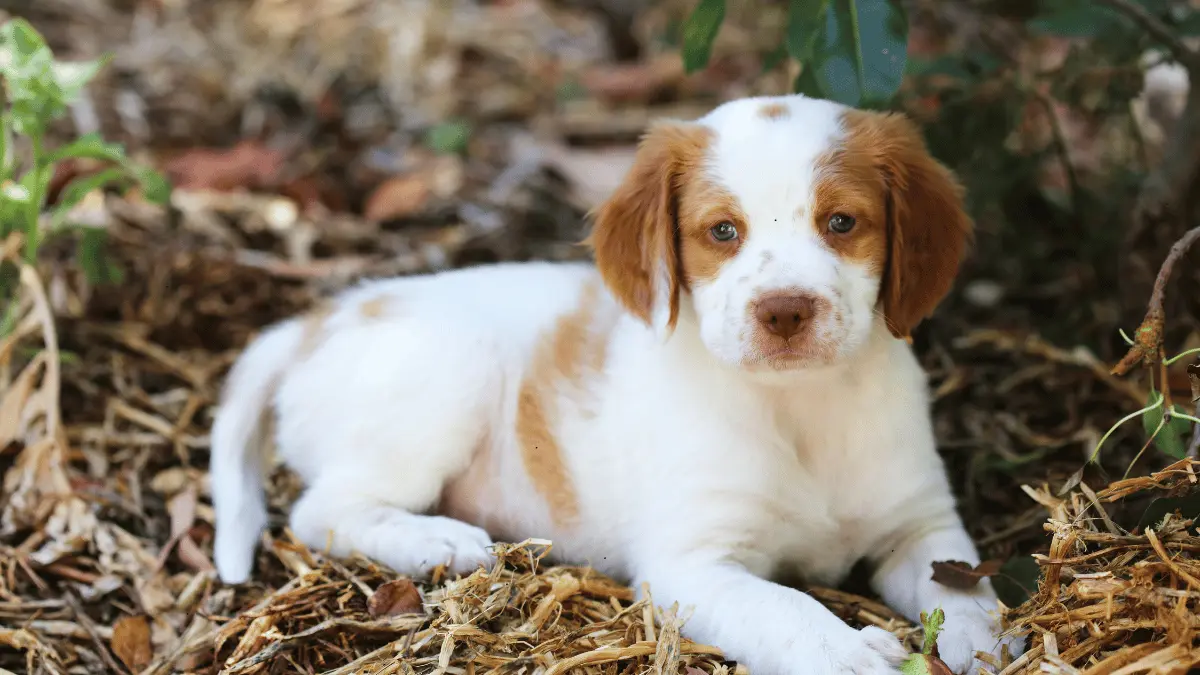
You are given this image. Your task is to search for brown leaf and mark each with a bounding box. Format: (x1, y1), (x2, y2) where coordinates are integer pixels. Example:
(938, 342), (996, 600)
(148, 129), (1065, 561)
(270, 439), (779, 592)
(581, 55), (683, 104)
(367, 578), (424, 618)
(111, 615), (153, 671)
(930, 559), (1004, 590)
(164, 140), (285, 192)
(1188, 362), (1199, 402)
(363, 175), (431, 222)
(923, 653), (955, 675)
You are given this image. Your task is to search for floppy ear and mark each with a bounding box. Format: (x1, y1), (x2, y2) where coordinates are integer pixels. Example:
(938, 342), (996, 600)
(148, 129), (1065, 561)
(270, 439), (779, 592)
(856, 112), (973, 341)
(585, 121), (707, 333)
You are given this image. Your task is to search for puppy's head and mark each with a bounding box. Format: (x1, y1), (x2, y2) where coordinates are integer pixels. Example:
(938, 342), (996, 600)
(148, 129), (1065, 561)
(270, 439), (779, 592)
(588, 95), (972, 372)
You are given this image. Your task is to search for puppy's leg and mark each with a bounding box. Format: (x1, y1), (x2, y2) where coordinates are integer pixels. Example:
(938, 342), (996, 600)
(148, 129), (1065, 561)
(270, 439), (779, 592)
(289, 477), (494, 578)
(273, 312), (500, 578)
(871, 517), (1024, 673)
(636, 558), (908, 675)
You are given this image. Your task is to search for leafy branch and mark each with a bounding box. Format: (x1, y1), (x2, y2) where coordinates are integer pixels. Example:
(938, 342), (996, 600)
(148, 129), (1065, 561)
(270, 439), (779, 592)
(0, 17), (172, 333)
(681, 0), (910, 109)
(1093, 226), (1200, 464)
(1093, 0), (1200, 70)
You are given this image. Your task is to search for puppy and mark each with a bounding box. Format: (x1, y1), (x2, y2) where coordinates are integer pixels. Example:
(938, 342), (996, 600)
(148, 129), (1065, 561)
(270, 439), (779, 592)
(211, 94), (1020, 674)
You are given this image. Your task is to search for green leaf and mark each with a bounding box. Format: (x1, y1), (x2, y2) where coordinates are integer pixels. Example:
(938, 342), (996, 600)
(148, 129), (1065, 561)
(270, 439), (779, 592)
(132, 166), (172, 205)
(1142, 390), (1193, 460)
(0, 113), (11, 182)
(794, 65), (825, 98)
(919, 606), (944, 655)
(76, 226), (123, 285)
(899, 654), (933, 675)
(46, 133), (128, 164)
(786, 0), (829, 63)
(1027, 0), (1130, 38)
(50, 56), (108, 102)
(805, 0), (909, 108)
(0, 180), (30, 238)
(44, 135), (172, 205)
(0, 19), (64, 136)
(49, 167), (126, 229)
(992, 555), (1041, 608)
(0, 18), (51, 68)
(1137, 493), (1200, 533)
(424, 120), (472, 156)
(680, 0), (726, 74)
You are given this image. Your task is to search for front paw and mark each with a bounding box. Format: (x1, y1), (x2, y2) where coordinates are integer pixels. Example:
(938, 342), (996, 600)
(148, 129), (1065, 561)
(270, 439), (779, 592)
(936, 607), (1024, 673)
(816, 625), (909, 674)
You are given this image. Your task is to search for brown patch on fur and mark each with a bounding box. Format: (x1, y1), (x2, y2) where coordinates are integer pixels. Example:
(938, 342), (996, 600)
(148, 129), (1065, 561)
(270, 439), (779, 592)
(815, 110), (973, 339)
(516, 280), (614, 527)
(587, 122), (713, 330)
(297, 302), (334, 359)
(812, 138), (891, 276)
(676, 179), (748, 286)
(359, 296), (389, 319)
(758, 102), (790, 120)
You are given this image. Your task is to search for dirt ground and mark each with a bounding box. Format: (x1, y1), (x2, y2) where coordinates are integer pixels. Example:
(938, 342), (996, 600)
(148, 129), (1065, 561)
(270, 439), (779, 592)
(3, 1), (1200, 673)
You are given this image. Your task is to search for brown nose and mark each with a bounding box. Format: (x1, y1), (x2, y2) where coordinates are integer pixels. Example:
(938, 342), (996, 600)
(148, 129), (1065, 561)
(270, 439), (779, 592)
(755, 296), (816, 339)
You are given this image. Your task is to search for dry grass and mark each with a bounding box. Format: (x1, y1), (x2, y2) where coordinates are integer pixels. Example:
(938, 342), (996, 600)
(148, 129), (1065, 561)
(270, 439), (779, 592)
(999, 460), (1200, 674)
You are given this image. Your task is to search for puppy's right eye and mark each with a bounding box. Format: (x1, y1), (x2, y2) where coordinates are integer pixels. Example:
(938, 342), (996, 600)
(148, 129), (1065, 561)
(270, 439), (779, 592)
(710, 222), (738, 242)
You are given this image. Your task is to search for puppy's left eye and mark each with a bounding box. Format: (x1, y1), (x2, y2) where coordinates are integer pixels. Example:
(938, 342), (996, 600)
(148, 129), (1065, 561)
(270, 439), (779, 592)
(710, 221), (739, 242)
(828, 213), (856, 234)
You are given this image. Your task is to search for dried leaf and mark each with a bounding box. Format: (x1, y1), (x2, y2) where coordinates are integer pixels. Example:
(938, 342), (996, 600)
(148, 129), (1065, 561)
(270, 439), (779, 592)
(929, 559), (1003, 590)
(367, 578), (424, 618)
(363, 175), (431, 222)
(1188, 362), (1199, 402)
(164, 141), (284, 192)
(111, 615), (153, 671)
(900, 653), (954, 675)
(580, 56), (683, 103)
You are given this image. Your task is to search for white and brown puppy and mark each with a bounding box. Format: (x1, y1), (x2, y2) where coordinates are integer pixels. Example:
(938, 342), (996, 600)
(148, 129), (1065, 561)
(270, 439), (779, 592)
(211, 94), (1019, 674)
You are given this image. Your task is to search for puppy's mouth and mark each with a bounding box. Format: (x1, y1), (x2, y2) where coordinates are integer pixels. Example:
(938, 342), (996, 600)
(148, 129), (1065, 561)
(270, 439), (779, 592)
(748, 344), (839, 370)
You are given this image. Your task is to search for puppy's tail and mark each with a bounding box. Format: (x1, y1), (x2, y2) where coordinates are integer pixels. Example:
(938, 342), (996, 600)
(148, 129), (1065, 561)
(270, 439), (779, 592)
(210, 320), (304, 584)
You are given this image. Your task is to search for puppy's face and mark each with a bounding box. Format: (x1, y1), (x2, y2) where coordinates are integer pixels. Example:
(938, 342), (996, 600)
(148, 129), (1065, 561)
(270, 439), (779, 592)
(589, 95), (972, 372)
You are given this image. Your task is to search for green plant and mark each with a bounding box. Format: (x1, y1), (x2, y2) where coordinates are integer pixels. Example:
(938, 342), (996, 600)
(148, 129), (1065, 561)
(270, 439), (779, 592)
(682, 0), (910, 109)
(0, 17), (170, 326)
(900, 607), (947, 675)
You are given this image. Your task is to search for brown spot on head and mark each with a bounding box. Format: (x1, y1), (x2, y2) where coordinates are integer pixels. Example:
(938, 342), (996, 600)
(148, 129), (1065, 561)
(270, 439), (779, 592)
(359, 296), (389, 319)
(586, 121), (714, 331)
(516, 281), (615, 528)
(758, 102), (790, 120)
(676, 169), (748, 287)
(588, 119), (749, 311)
(813, 109), (973, 340)
(297, 301), (334, 359)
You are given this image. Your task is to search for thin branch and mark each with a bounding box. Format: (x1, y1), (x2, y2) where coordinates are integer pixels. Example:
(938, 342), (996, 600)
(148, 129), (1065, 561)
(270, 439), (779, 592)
(1094, 0), (1200, 70)
(1188, 363), (1199, 459)
(1113, 225), (1200, 375)
(1032, 92), (1082, 213)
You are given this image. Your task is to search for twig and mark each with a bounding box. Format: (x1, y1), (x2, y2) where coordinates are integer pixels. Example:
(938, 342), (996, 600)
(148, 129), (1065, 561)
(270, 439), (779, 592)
(1032, 92), (1082, 214)
(1112, 225), (1200, 375)
(1187, 363), (1199, 459)
(1093, 0), (1200, 70)
(64, 592), (131, 675)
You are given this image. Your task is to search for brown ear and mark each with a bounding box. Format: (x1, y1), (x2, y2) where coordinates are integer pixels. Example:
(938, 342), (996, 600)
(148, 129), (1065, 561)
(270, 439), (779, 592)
(852, 112), (973, 340)
(585, 122), (708, 332)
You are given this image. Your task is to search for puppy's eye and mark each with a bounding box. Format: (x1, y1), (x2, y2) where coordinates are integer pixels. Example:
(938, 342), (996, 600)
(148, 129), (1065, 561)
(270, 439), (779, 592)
(827, 213), (856, 234)
(710, 221), (738, 242)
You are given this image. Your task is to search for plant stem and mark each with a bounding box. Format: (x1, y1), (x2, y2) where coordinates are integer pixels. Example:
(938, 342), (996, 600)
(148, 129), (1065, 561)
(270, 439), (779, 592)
(1113, 225), (1200, 375)
(1093, 0), (1200, 70)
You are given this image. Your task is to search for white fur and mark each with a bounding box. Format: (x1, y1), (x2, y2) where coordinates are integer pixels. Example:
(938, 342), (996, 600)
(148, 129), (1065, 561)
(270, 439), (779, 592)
(211, 95), (1022, 674)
